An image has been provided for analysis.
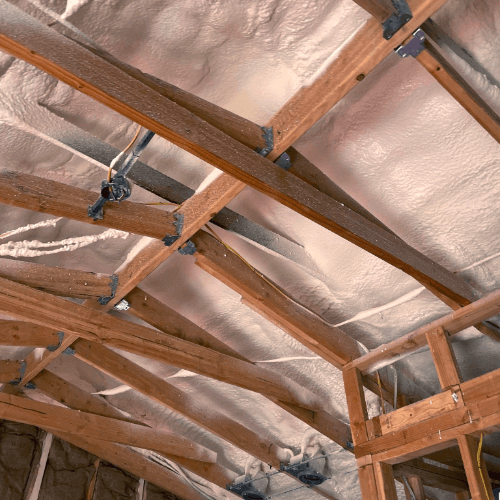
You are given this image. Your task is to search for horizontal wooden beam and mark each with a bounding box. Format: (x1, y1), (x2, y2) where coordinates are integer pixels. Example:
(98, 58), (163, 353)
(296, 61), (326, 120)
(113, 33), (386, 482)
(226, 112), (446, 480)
(0, 1), (477, 307)
(0, 392), (216, 463)
(350, 0), (394, 22)
(125, 287), (353, 449)
(0, 277), (324, 412)
(0, 321), (59, 347)
(30, 369), (238, 489)
(343, 288), (500, 374)
(0, 170), (177, 240)
(0, 359), (23, 383)
(355, 367), (500, 464)
(265, 0), (449, 158)
(416, 40), (500, 145)
(0, 258), (113, 299)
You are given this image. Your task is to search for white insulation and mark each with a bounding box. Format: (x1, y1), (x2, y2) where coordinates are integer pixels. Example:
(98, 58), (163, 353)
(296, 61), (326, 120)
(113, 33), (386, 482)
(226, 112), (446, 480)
(1, 0), (500, 499)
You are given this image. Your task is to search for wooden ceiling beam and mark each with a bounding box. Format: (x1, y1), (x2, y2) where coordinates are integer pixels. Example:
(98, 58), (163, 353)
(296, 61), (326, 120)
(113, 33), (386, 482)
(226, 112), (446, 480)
(350, 0), (394, 22)
(0, 170), (177, 241)
(0, 392), (217, 463)
(124, 287), (353, 449)
(30, 370), (238, 489)
(0, 1), (477, 308)
(0, 360), (23, 383)
(0, 277), (325, 412)
(343, 287), (500, 375)
(0, 321), (59, 347)
(0, 258), (114, 299)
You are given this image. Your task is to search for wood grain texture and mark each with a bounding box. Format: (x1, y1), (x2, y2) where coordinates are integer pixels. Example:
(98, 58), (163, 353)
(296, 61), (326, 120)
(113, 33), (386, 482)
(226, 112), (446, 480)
(457, 435), (494, 500)
(343, 368), (369, 446)
(359, 464), (379, 500)
(417, 41), (500, 145)
(350, 0), (393, 21)
(0, 2), (477, 308)
(31, 370), (238, 489)
(0, 321), (58, 346)
(0, 392), (216, 463)
(344, 288), (500, 374)
(405, 476), (426, 500)
(0, 170), (176, 240)
(0, 277), (323, 411)
(0, 258), (113, 299)
(374, 461), (398, 500)
(125, 286), (353, 448)
(0, 359), (22, 382)
(426, 326), (462, 390)
(192, 230), (360, 368)
(266, 0), (450, 158)
(72, 338), (289, 469)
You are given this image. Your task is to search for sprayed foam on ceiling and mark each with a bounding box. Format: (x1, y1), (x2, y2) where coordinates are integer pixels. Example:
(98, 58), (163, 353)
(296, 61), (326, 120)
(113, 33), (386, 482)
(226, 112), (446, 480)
(0, 0), (500, 498)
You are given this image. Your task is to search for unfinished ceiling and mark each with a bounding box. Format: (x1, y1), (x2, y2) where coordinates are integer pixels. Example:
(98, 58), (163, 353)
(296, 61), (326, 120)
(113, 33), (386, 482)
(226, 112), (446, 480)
(0, 0), (499, 499)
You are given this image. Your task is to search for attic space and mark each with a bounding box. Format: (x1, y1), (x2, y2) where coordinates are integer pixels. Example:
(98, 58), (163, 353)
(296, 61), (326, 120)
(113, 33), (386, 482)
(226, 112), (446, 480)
(0, 0), (499, 499)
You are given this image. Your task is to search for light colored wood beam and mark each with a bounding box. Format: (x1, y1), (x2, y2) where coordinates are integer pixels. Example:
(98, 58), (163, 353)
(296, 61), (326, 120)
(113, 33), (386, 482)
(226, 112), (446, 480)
(374, 461), (398, 500)
(23, 432), (53, 500)
(457, 435), (494, 500)
(30, 370), (238, 489)
(0, 392), (217, 463)
(426, 326), (462, 390)
(265, 0), (450, 158)
(343, 368), (369, 446)
(0, 277), (323, 411)
(0, 360), (23, 383)
(0, 1), (477, 308)
(416, 40), (500, 145)
(0, 170), (177, 241)
(125, 287), (353, 449)
(0, 321), (59, 347)
(70, 337), (290, 470)
(343, 288), (500, 375)
(0, 258), (113, 299)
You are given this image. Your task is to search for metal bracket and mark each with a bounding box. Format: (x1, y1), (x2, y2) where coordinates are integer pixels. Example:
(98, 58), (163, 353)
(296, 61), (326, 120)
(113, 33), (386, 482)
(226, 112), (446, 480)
(24, 382), (36, 390)
(63, 347), (76, 356)
(280, 458), (329, 487)
(114, 299), (130, 311)
(255, 126), (274, 157)
(9, 361), (27, 386)
(274, 152), (292, 171)
(98, 274), (119, 305)
(382, 0), (412, 40)
(46, 331), (65, 352)
(345, 440), (354, 451)
(178, 240), (197, 256)
(226, 481), (267, 500)
(87, 176), (132, 220)
(395, 28), (426, 58)
(163, 213), (184, 246)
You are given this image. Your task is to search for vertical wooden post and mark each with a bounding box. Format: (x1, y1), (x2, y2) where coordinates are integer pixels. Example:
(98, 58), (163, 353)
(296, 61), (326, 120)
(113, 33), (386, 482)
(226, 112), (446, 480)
(457, 435), (494, 500)
(404, 476), (426, 500)
(373, 462), (398, 500)
(24, 432), (53, 500)
(426, 326), (462, 390)
(344, 367), (380, 499)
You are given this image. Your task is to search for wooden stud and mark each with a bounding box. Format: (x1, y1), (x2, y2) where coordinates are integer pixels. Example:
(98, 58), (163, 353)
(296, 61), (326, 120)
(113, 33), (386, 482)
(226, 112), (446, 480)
(457, 435), (495, 500)
(0, 1), (478, 308)
(374, 461), (398, 500)
(344, 287), (500, 375)
(416, 41), (500, 145)
(23, 432), (53, 500)
(405, 476), (426, 500)
(343, 368), (369, 446)
(426, 326), (462, 390)
(0, 321), (62, 347)
(359, 464), (380, 500)
(0, 392), (217, 464)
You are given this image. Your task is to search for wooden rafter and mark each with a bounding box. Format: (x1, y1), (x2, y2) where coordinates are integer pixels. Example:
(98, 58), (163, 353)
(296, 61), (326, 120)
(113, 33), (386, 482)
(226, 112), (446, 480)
(0, 0), (479, 309)
(0, 392), (217, 463)
(0, 321), (59, 347)
(0, 277), (325, 412)
(0, 359), (23, 383)
(0, 258), (113, 299)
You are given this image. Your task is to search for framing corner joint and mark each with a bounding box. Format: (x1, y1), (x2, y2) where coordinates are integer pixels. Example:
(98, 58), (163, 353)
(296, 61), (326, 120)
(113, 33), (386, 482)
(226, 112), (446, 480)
(46, 331), (65, 352)
(382, 0), (412, 40)
(163, 213), (184, 246)
(255, 126), (274, 157)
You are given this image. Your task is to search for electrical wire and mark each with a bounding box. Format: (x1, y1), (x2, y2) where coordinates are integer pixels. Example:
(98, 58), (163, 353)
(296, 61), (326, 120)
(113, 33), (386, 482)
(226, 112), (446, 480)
(107, 124), (142, 182)
(477, 433), (492, 499)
